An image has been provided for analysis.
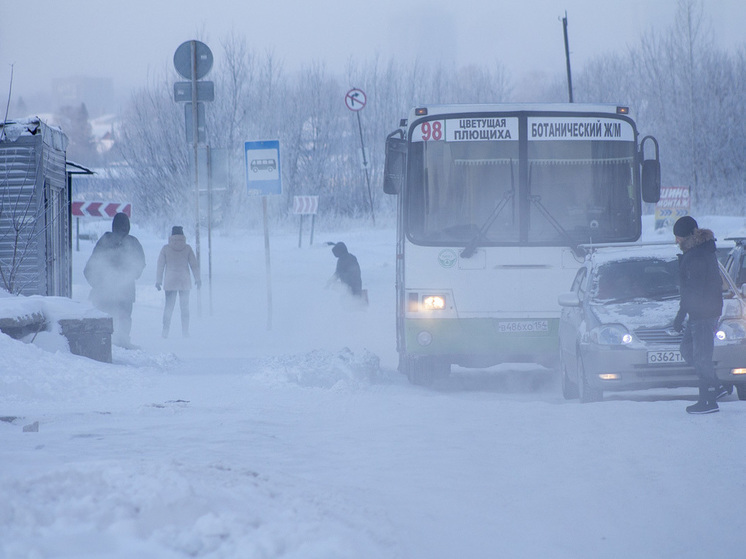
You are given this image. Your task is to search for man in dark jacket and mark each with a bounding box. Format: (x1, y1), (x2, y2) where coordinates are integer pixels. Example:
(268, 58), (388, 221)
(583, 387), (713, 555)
(672, 215), (723, 414)
(327, 242), (363, 297)
(84, 212), (146, 348)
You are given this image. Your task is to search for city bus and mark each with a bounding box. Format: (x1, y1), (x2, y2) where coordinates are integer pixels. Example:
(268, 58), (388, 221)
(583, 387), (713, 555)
(383, 103), (661, 384)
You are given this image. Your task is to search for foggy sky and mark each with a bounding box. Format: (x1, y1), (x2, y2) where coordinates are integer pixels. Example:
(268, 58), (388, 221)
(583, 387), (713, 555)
(1, 0), (744, 115)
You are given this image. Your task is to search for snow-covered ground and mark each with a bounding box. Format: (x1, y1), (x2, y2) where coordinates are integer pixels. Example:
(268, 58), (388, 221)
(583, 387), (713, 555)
(2, 215), (746, 558)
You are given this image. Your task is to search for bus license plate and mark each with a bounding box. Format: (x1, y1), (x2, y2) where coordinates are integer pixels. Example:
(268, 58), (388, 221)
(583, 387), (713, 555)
(498, 320), (549, 333)
(647, 350), (686, 364)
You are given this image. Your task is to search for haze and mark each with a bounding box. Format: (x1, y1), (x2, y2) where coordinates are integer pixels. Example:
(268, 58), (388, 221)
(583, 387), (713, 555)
(2, 0), (745, 116)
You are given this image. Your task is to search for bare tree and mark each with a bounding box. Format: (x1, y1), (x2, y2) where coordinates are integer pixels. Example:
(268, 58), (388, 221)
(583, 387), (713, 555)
(112, 10), (746, 225)
(116, 71), (190, 226)
(575, 0), (746, 213)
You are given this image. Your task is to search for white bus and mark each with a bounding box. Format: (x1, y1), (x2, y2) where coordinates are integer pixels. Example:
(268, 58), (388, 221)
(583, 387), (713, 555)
(383, 104), (661, 384)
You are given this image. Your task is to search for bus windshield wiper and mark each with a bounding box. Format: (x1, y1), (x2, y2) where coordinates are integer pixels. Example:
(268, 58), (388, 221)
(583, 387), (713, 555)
(529, 194), (584, 258)
(460, 189), (514, 258)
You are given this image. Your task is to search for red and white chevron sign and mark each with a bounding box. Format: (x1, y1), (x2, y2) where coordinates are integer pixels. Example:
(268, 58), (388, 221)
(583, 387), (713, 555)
(292, 195), (318, 215)
(72, 201), (132, 218)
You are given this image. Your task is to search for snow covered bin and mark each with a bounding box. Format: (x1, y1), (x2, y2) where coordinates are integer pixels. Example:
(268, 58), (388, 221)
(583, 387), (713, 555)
(58, 317), (114, 363)
(0, 311), (46, 339)
(0, 293), (114, 363)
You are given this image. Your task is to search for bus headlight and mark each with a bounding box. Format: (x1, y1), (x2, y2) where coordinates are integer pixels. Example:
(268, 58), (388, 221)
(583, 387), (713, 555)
(422, 295), (446, 310)
(590, 324), (632, 345)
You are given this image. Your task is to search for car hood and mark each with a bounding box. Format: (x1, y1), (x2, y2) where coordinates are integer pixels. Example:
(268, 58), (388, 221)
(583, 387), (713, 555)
(590, 298), (680, 330)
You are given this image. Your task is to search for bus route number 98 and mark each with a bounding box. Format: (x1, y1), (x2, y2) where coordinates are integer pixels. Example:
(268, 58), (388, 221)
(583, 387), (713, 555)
(418, 121), (444, 142)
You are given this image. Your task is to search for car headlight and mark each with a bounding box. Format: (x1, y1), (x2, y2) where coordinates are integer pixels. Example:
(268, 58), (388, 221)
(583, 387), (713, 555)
(590, 324), (633, 345)
(721, 299), (743, 319)
(717, 320), (746, 341)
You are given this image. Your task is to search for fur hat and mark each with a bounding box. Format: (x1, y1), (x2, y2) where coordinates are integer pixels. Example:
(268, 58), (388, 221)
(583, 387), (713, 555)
(171, 226), (184, 236)
(673, 215), (698, 237)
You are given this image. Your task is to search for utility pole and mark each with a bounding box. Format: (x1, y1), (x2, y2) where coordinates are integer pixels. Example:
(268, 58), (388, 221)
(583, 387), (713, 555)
(562, 12), (574, 103)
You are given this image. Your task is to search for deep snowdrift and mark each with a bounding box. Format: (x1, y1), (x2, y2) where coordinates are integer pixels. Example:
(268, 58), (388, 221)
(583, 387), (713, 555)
(1, 216), (745, 558)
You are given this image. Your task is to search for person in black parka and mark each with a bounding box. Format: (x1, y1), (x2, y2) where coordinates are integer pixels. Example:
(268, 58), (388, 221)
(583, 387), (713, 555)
(327, 242), (363, 297)
(84, 212), (146, 348)
(672, 216), (723, 414)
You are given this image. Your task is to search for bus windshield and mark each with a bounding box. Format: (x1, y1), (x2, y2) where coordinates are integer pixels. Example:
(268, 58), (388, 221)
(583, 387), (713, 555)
(527, 139), (638, 244)
(407, 138), (520, 244)
(405, 116), (640, 246)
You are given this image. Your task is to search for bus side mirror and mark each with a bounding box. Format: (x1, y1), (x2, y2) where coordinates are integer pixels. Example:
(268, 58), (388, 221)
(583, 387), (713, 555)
(383, 133), (406, 195)
(641, 159), (661, 203)
(640, 135), (661, 203)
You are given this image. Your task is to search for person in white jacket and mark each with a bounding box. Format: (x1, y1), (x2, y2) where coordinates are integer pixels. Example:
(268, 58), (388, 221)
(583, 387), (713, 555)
(156, 226), (201, 338)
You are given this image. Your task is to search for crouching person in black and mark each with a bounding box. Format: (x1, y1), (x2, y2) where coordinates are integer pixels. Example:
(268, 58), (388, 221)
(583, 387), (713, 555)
(672, 216), (723, 414)
(326, 242), (365, 304)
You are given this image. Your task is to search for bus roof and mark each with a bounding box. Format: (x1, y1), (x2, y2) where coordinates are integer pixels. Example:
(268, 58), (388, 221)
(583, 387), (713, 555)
(408, 103), (631, 119)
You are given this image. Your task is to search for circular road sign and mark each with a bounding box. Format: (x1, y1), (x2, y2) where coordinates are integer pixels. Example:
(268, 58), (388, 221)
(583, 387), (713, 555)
(345, 88), (367, 111)
(173, 40), (213, 80)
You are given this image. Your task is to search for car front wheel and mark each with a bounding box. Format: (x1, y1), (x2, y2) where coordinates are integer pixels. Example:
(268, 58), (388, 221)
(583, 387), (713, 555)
(560, 351), (578, 400)
(578, 357), (603, 403)
(736, 384), (746, 401)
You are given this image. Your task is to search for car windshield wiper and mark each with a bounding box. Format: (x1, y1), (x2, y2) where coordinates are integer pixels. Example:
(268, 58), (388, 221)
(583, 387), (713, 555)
(460, 189), (514, 258)
(593, 295), (644, 304)
(648, 292), (680, 301)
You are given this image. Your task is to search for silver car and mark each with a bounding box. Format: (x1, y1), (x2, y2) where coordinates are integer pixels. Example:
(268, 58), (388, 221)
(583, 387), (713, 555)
(558, 244), (746, 402)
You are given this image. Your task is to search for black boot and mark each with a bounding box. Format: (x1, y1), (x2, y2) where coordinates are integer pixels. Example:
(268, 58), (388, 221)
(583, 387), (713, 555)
(686, 386), (719, 414)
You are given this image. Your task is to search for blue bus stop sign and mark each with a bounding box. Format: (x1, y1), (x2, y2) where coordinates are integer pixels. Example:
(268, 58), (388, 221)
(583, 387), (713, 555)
(245, 140), (282, 196)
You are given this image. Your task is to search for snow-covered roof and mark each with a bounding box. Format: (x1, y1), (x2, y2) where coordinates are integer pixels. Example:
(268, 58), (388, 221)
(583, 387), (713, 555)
(409, 102), (631, 118)
(0, 116), (68, 151)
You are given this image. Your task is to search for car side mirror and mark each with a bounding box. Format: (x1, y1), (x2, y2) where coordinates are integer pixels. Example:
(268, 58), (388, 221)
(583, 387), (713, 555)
(740, 284), (746, 298)
(558, 292), (581, 307)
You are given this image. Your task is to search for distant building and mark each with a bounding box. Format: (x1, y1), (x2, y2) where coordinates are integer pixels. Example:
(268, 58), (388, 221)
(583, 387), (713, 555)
(51, 76), (115, 117)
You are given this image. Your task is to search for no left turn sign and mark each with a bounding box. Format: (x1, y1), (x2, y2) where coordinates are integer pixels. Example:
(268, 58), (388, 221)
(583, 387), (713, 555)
(345, 88), (366, 111)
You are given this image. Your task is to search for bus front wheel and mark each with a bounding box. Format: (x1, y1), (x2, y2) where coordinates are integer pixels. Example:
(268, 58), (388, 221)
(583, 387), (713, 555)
(400, 354), (450, 386)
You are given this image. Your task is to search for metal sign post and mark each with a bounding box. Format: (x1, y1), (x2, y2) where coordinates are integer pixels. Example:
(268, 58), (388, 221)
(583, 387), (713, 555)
(292, 196), (319, 247)
(345, 88), (375, 225)
(189, 42), (202, 317)
(174, 39), (214, 313)
(245, 140), (283, 330)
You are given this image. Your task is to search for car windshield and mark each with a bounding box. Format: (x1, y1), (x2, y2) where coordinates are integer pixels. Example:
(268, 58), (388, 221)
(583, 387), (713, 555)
(592, 258), (680, 303)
